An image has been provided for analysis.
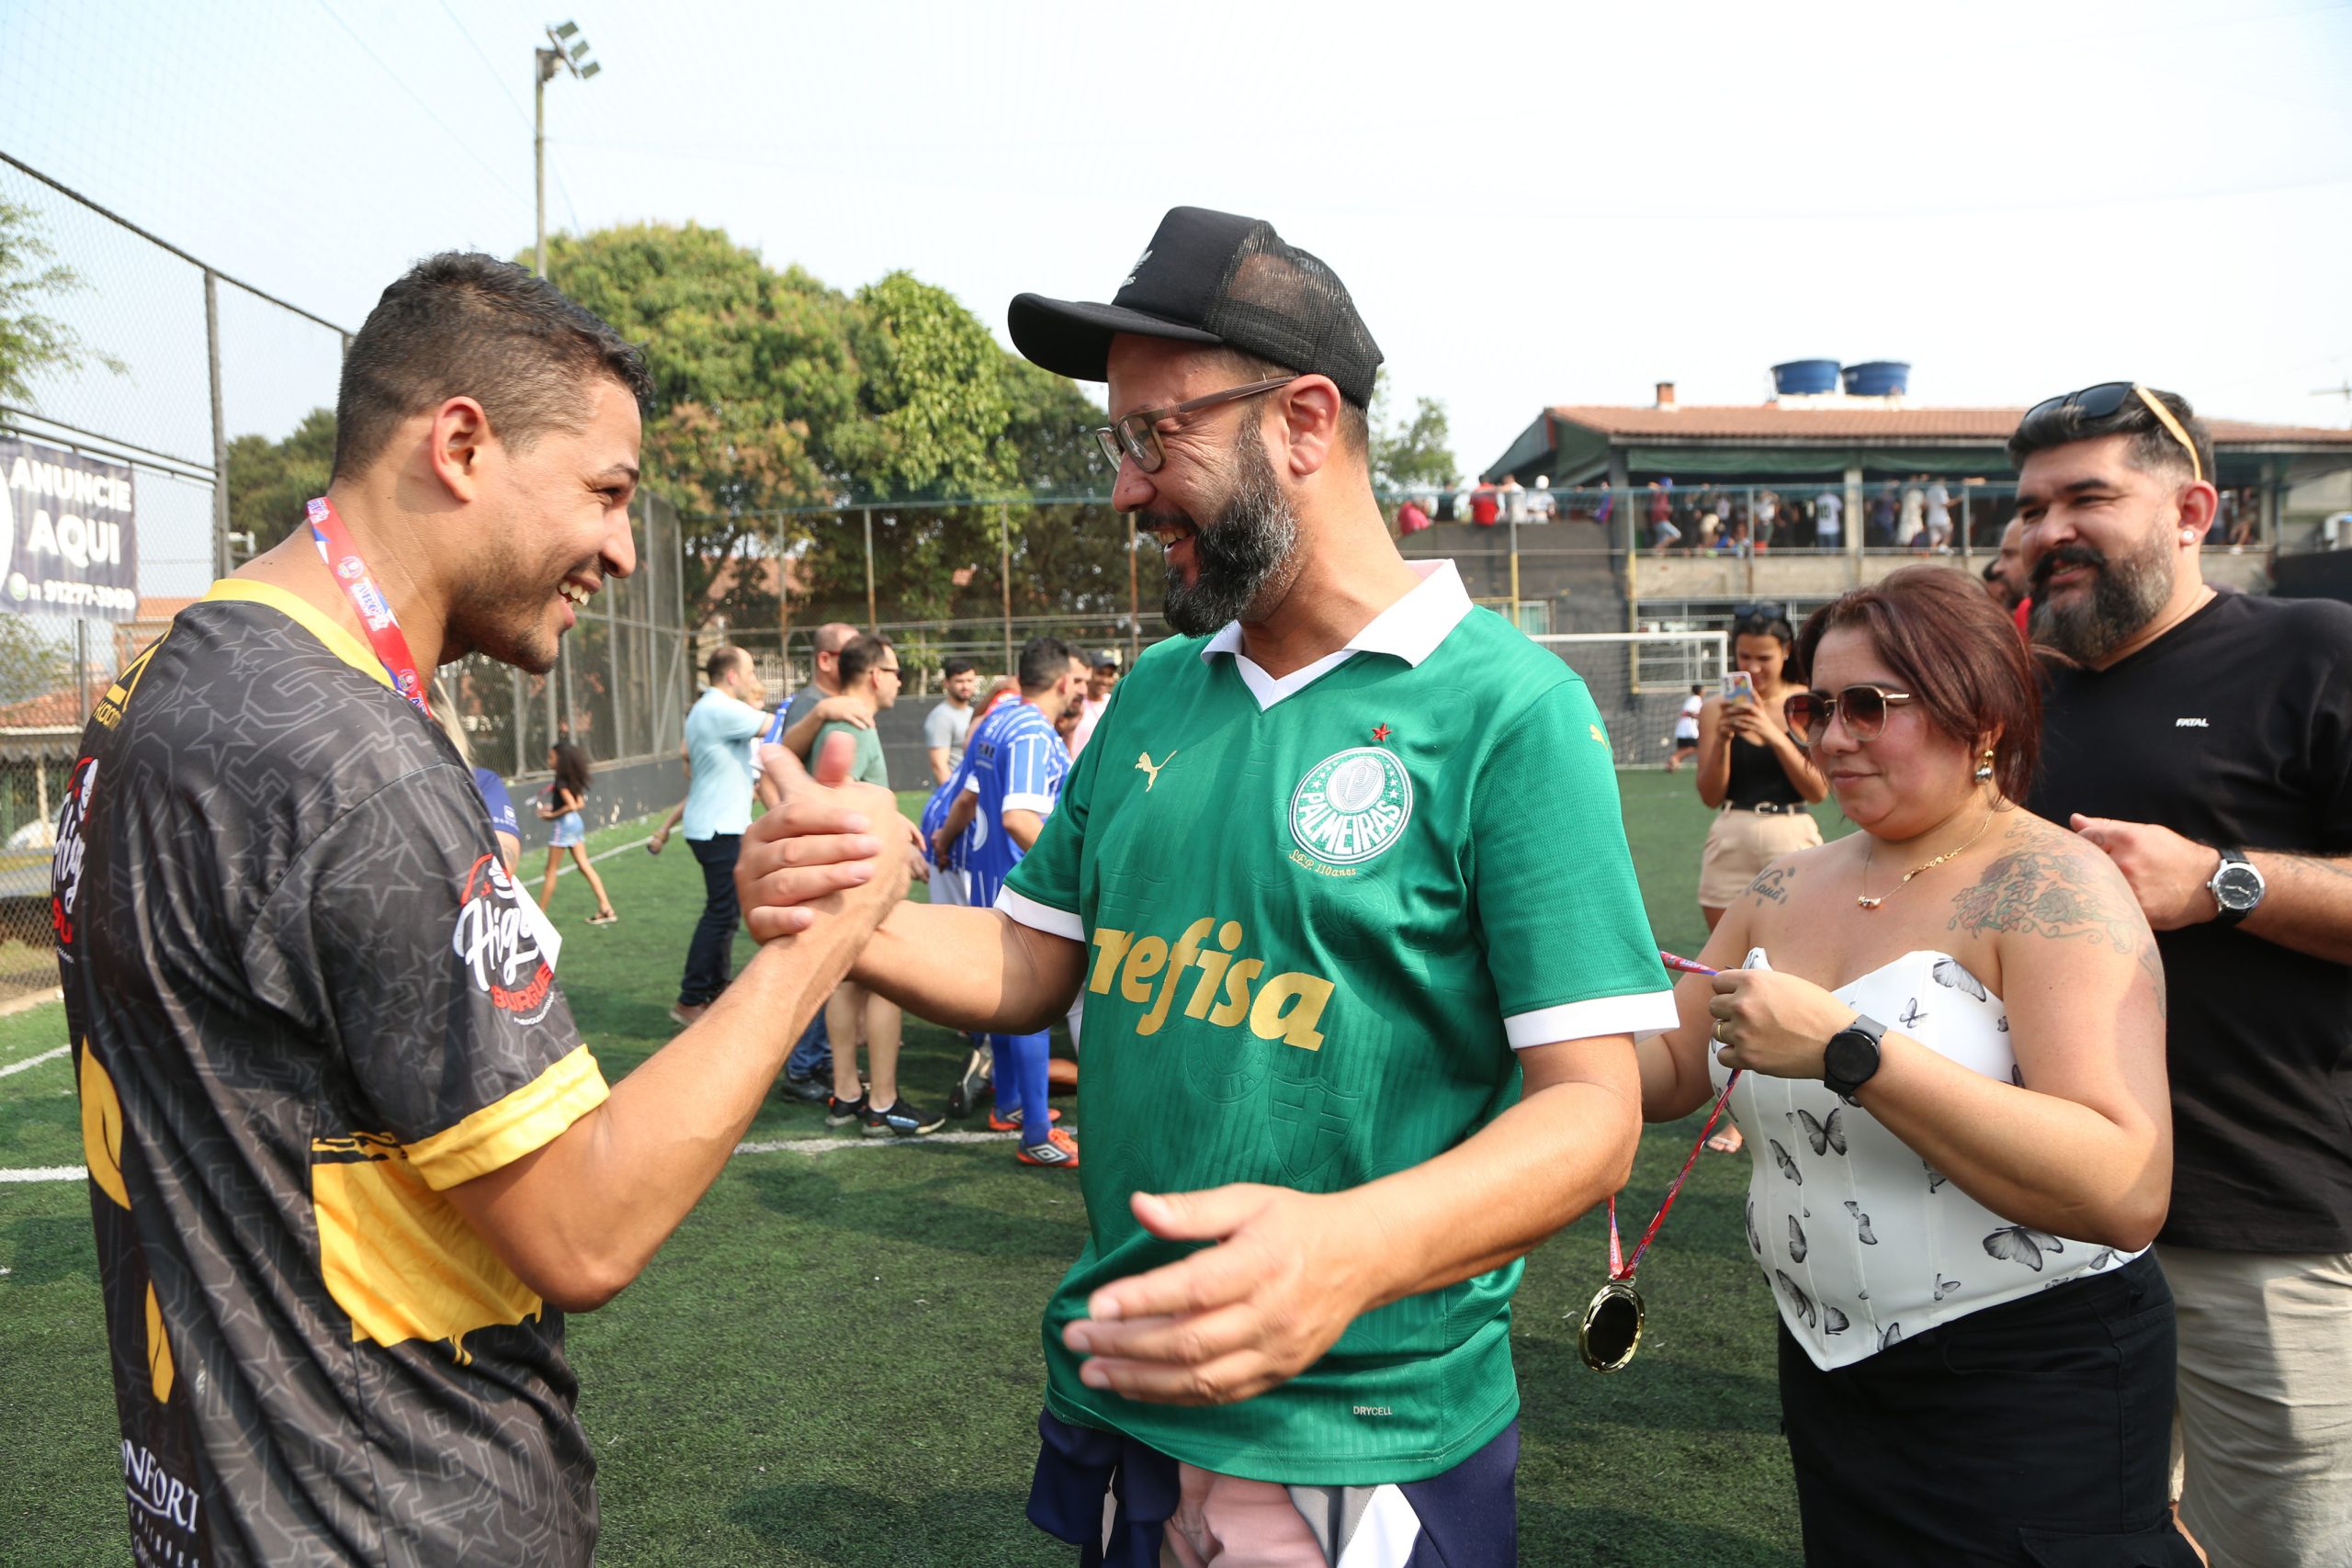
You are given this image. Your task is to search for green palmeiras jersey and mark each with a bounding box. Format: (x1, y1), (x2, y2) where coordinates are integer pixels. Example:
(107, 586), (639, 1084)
(1000, 561), (1675, 1484)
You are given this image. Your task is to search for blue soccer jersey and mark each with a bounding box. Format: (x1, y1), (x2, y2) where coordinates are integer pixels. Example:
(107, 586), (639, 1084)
(920, 746), (979, 873)
(964, 701), (1069, 903)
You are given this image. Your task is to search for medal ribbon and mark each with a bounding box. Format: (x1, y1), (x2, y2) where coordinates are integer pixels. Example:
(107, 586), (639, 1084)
(1608, 951), (1742, 1282)
(305, 496), (433, 719)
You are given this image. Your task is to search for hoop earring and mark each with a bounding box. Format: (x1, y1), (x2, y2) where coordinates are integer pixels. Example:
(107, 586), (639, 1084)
(1974, 748), (1996, 783)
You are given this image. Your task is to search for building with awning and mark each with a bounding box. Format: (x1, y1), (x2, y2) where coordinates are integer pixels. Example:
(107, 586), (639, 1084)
(1485, 381), (2352, 547)
(1398, 379), (2352, 653)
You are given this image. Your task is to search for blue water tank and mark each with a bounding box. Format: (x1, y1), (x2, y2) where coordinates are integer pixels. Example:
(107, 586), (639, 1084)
(1771, 359), (1841, 396)
(1841, 361), (1911, 397)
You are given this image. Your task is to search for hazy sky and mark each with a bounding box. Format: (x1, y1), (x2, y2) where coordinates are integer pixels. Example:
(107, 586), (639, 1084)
(4, 0), (2347, 503)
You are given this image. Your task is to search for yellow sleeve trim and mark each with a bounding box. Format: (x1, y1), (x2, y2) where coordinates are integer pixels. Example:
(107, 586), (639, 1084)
(404, 1043), (610, 1190)
(203, 578), (392, 690)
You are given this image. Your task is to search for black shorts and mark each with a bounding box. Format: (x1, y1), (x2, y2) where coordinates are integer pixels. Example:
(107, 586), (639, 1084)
(1778, 1251), (2200, 1566)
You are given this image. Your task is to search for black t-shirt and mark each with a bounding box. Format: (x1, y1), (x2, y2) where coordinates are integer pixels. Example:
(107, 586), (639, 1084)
(2027, 589), (2352, 1253)
(54, 581), (609, 1566)
(1724, 732), (1805, 808)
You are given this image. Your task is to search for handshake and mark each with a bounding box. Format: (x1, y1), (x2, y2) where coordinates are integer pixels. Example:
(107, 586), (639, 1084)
(731, 731), (918, 942)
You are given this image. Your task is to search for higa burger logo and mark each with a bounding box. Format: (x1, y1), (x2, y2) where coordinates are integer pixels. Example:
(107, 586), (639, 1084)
(452, 854), (555, 1022)
(50, 756), (96, 951)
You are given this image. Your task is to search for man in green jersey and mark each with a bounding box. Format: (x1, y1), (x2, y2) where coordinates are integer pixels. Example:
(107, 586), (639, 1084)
(741, 208), (1672, 1562)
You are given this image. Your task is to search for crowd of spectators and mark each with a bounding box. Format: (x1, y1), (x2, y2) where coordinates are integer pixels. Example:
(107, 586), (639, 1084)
(1390, 476), (2270, 559)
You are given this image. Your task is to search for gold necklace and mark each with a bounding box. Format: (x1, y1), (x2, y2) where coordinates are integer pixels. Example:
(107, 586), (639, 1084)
(1858, 807), (1997, 911)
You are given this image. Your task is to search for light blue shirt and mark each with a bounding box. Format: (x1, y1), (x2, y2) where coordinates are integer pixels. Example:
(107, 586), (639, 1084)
(683, 687), (768, 840)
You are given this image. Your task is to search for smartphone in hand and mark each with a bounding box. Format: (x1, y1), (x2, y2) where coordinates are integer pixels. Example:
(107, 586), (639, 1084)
(1722, 671), (1757, 705)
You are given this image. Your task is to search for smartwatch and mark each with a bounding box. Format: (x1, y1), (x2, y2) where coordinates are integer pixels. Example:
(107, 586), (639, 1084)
(2207, 847), (2266, 927)
(1823, 1014), (1887, 1100)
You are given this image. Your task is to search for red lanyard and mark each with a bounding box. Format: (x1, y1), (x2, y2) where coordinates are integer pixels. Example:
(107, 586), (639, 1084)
(1607, 952), (1741, 1281)
(305, 496), (433, 719)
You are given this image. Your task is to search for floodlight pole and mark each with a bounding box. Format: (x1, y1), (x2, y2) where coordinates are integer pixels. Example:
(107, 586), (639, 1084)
(533, 24), (596, 277)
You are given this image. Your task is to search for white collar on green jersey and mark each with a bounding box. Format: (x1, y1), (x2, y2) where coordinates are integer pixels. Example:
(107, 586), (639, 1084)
(1200, 559), (1474, 711)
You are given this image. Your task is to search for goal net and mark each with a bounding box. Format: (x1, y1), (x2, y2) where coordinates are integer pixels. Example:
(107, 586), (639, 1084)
(1528, 631), (1728, 768)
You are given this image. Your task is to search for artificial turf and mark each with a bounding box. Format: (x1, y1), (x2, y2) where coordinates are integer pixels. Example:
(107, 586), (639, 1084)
(0, 772), (1849, 1566)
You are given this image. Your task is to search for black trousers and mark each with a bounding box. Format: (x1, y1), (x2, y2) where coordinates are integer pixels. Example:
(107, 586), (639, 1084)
(1780, 1252), (2201, 1566)
(678, 833), (740, 1007)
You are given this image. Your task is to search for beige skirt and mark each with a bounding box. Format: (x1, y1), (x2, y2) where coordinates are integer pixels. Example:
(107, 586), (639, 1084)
(1698, 807), (1823, 908)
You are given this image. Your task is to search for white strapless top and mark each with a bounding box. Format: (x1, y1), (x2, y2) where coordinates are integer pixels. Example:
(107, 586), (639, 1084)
(1710, 948), (2142, 1371)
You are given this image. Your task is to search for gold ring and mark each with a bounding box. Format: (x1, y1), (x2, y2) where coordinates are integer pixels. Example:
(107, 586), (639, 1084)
(1713, 1020), (1730, 1044)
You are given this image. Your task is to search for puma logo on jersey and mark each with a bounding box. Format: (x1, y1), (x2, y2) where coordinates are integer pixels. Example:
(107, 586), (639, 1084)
(1088, 917), (1335, 1050)
(1135, 750), (1176, 790)
(2175, 717), (2210, 728)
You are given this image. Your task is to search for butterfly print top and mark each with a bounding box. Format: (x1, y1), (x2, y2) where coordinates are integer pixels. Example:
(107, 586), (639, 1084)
(1713, 948), (2142, 1371)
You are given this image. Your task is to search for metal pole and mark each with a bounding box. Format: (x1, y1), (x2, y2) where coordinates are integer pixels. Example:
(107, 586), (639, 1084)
(203, 269), (230, 581)
(1959, 485), (1973, 570)
(776, 513), (793, 692)
(533, 52), (548, 276)
(1508, 508), (1521, 629)
(864, 507), (876, 632)
(74, 619), (88, 720)
(1000, 503), (1013, 677)
(1126, 510), (1140, 663)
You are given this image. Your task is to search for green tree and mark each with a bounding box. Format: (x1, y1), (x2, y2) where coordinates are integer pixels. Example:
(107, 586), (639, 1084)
(542, 224), (862, 631)
(1368, 373), (1457, 492)
(0, 613), (64, 708)
(224, 406), (336, 556)
(0, 196), (123, 404)
(538, 226), (1123, 634)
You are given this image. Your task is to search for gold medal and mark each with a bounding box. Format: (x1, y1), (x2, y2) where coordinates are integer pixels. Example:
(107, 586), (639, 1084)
(1577, 1279), (1645, 1372)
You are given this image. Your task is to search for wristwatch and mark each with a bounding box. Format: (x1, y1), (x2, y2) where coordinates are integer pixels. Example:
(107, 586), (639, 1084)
(2207, 847), (2266, 927)
(1822, 1015), (1887, 1100)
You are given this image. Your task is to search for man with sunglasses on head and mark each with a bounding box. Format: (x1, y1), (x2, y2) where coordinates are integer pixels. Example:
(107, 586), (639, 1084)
(2014, 383), (2352, 1567)
(738, 206), (1669, 1565)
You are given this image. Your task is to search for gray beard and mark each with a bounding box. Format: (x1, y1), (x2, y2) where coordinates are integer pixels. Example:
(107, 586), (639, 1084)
(1159, 431), (1302, 637)
(2029, 527), (2176, 663)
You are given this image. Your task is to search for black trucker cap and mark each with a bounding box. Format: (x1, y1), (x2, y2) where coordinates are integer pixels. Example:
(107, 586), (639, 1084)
(1008, 206), (1384, 408)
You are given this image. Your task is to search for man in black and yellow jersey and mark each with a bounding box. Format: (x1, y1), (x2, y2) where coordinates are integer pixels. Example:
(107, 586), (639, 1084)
(53, 254), (900, 1567)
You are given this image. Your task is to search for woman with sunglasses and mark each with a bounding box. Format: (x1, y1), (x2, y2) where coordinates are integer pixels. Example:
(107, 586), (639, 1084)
(1635, 568), (2196, 1565)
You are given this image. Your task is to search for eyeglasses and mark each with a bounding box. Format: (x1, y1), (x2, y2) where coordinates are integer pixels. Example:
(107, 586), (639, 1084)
(2022, 382), (2205, 486)
(1783, 684), (1917, 747)
(1092, 377), (1298, 473)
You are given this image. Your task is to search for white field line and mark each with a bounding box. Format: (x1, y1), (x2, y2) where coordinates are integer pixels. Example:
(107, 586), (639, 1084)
(0, 1044), (68, 1077)
(0, 1164), (85, 1184)
(0, 1125), (1023, 1187)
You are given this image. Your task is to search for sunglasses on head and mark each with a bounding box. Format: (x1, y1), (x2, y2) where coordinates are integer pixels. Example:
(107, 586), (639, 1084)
(1783, 684), (1916, 747)
(1729, 601), (1791, 634)
(2022, 382), (2205, 486)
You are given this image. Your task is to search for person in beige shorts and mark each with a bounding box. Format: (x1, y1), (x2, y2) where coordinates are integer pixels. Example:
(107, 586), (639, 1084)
(1692, 604), (1827, 1152)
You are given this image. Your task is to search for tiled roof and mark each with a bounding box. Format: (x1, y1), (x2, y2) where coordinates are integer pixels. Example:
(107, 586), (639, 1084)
(0, 688), (86, 728)
(1547, 405), (2352, 446)
(129, 595), (200, 624)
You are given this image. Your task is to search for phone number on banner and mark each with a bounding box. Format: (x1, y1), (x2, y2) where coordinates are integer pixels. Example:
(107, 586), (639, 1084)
(6, 575), (137, 613)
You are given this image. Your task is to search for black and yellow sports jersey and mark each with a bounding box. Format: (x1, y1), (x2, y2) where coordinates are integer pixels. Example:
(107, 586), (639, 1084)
(55, 580), (609, 1567)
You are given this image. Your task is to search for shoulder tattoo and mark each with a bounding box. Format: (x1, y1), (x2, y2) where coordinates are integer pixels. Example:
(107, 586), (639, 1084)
(1946, 841), (2139, 957)
(1746, 863), (1793, 907)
